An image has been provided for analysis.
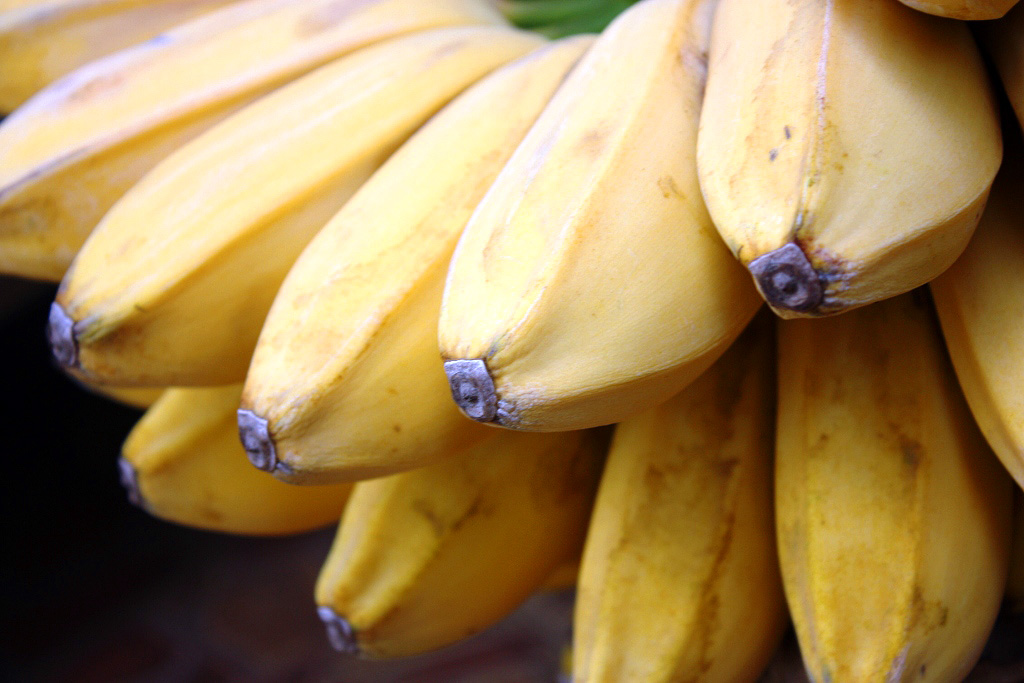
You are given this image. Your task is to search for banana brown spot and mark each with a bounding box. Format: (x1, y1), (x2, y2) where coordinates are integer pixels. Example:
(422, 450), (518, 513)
(237, 409), (279, 472)
(47, 302), (79, 369)
(317, 606), (360, 655)
(117, 458), (143, 508)
(444, 359), (498, 422)
(747, 242), (823, 313)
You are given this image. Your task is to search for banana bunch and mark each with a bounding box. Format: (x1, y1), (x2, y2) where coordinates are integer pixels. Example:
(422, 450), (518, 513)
(1, 0), (1023, 679)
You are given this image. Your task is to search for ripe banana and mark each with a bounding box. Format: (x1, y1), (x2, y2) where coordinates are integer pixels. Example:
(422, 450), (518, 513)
(896, 0), (1019, 19)
(121, 384), (351, 535)
(238, 36), (592, 485)
(696, 0), (1001, 318)
(776, 290), (1013, 682)
(75, 380), (163, 408)
(314, 427), (605, 658)
(0, 0), (237, 112)
(0, 0), (505, 282)
(573, 316), (786, 683)
(48, 25), (544, 387)
(977, 1), (1024, 130)
(438, 0), (762, 432)
(930, 138), (1023, 488)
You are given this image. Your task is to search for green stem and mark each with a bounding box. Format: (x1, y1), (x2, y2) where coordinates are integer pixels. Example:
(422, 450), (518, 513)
(500, 0), (611, 28)
(532, 0), (636, 38)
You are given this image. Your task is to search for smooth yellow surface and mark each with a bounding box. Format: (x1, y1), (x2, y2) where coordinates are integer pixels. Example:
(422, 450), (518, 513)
(315, 428), (604, 658)
(0, 0), (236, 112)
(574, 316), (785, 683)
(123, 385), (351, 535)
(697, 0), (1001, 317)
(0, 0), (505, 281)
(439, 0), (761, 431)
(56, 25), (542, 387)
(931, 147), (1024, 488)
(776, 292), (1013, 682)
(242, 37), (588, 484)
(898, 0), (1018, 19)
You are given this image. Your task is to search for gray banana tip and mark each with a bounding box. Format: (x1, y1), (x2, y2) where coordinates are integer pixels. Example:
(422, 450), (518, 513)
(748, 242), (823, 313)
(444, 359), (497, 422)
(117, 458), (143, 508)
(47, 302), (78, 369)
(237, 409), (279, 472)
(317, 606), (360, 655)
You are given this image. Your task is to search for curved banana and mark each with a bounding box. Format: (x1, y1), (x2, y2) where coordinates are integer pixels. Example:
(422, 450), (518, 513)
(0, 0), (237, 112)
(238, 36), (592, 485)
(0, 0), (505, 281)
(439, 0), (762, 432)
(977, 1), (1024, 130)
(930, 140), (1024, 488)
(47, 25), (544, 387)
(696, 0), (1001, 318)
(573, 316), (786, 683)
(896, 0), (1019, 19)
(121, 384), (351, 535)
(75, 380), (163, 408)
(314, 428), (605, 658)
(776, 291), (1013, 682)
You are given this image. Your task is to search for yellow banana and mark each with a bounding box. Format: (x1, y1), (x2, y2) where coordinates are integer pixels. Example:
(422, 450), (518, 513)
(75, 380), (163, 408)
(573, 316), (786, 683)
(776, 291), (1013, 682)
(0, 0), (237, 113)
(930, 140), (1024, 488)
(0, 0), (505, 282)
(314, 427), (605, 658)
(977, 1), (1024, 130)
(438, 0), (761, 432)
(896, 0), (1019, 19)
(121, 384), (351, 535)
(696, 0), (1001, 318)
(48, 25), (544, 388)
(238, 36), (592, 484)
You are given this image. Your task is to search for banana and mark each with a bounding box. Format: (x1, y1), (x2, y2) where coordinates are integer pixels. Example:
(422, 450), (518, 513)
(238, 36), (592, 485)
(776, 290), (1013, 682)
(0, 0), (237, 113)
(977, 1), (1024, 130)
(75, 380), (163, 408)
(314, 427), (604, 658)
(121, 384), (351, 535)
(696, 0), (1001, 319)
(438, 0), (762, 433)
(896, 0), (1019, 19)
(573, 316), (786, 683)
(47, 25), (544, 388)
(930, 137), (1024, 488)
(0, 0), (506, 282)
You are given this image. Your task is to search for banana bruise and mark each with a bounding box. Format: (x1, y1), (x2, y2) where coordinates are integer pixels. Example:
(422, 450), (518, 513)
(239, 37), (592, 484)
(439, 0), (762, 432)
(897, 0), (1019, 19)
(0, 0), (237, 113)
(0, 0), (506, 282)
(696, 0), (1001, 318)
(48, 25), (544, 387)
(930, 137), (1024, 488)
(121, 384), (351, 535)
(776, 291), (1013, 682)
(573, 315), (785, 683)
(314, 428), (605, 659)
(977, 1), (1024, 131)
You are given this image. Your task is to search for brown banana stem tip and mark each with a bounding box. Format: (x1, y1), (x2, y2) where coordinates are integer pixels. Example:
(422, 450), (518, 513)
(237, 409), (280, 473)
(444, 359), (498, 422)
(117, 457), (143, 508)
(317, 606), (360, 655)
(47, 302), (78, 369)
(747, 242), (823, 313)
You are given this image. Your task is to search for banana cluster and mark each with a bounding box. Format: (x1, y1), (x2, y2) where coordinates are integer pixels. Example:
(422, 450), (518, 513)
(2, 0), (1023, 679)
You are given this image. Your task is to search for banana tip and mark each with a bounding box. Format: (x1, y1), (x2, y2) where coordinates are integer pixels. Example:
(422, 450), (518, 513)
(117, 458), (143, 508)
(237, 409), (279, 473)
(317, 606), (360, 655)
(747, 242), (823, 313)
(47, 302), (79, 369)
(444, 359), (498, 422)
